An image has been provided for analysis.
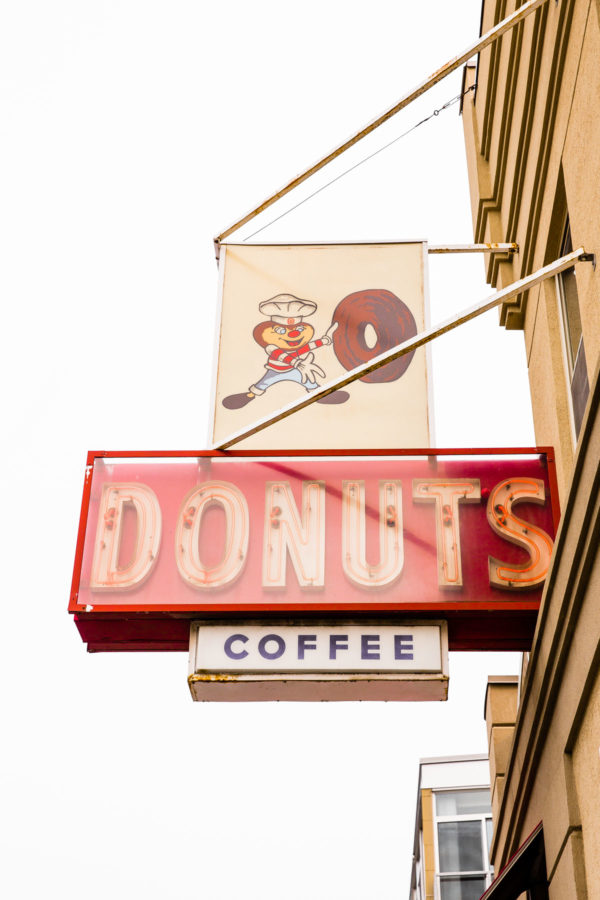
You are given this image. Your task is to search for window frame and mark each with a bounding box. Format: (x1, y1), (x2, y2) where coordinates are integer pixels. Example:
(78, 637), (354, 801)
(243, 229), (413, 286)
(432, 787), (494, 900)
(555, 215), (589, 441)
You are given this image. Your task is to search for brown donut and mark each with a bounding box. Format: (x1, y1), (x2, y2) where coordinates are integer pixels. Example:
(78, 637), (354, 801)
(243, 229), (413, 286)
(331, 289), (418, 383)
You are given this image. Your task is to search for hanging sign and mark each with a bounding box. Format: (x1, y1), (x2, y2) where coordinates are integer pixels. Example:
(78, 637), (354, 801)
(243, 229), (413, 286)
(188, 621), (449, 701)
(210, 242), (430, 449)
(70, 450), (558, 652)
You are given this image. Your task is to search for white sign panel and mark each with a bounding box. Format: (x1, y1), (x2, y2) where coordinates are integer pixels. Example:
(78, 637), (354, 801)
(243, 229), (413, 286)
(188, 620), (448, 702)
(210, 242), (431, 449)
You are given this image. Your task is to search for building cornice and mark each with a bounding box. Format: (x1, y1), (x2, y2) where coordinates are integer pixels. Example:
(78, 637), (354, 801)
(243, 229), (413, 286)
(474, 0), (576, 328)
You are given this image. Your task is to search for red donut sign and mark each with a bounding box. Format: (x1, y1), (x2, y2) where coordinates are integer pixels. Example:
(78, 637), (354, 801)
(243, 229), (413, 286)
(210, 242), (430, 450)
(69, 450), (559, 653)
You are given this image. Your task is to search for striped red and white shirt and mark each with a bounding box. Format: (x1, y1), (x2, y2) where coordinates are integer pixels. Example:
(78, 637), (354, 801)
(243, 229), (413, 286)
(266, 339), (325, 371)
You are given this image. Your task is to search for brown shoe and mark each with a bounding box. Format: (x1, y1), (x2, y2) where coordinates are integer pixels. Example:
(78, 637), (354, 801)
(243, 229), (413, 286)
(222, 392), (255, 409)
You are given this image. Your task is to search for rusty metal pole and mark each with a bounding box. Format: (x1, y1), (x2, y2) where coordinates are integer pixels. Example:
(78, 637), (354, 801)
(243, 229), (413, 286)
(214, 247), (589, 450)
(213, 0), (549, 254)
(427, 243), (518, 254)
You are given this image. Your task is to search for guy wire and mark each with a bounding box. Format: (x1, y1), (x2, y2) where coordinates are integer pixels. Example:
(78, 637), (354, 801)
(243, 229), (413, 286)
(241, 84), (477, 243)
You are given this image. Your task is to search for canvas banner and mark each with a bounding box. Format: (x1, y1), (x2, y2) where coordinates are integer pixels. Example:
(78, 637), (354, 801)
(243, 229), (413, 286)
(210, 242), (430, 449)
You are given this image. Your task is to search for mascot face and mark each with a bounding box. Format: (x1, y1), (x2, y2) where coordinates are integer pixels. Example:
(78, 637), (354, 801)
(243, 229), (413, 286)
(255, 321), (315, 350)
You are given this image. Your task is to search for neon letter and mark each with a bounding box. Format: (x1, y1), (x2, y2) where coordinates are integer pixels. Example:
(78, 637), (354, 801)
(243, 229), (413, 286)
(90, 483), (161, 591)
(342, 480), (404, 588)
(263, 481), (325, 589)
(413, 479), (481, 588)
(175, 481), (249, 590)
(487, 478), (554, 590)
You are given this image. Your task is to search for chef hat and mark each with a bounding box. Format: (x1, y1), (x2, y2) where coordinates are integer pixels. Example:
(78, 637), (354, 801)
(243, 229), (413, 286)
(259, 294), (317, 325)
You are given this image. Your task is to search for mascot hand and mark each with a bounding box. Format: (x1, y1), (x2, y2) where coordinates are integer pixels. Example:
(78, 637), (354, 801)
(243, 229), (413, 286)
(320, 322), (339, 346)
(294, 352), (326, 384)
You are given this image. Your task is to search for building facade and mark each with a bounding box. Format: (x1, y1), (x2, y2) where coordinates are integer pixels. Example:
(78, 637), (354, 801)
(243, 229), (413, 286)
(410, 756), (494, 900)
(461, 2), (600, 899)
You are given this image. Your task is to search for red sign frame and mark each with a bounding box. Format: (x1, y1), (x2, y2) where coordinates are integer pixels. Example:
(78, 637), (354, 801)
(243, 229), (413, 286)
(69, 448), (560, 652)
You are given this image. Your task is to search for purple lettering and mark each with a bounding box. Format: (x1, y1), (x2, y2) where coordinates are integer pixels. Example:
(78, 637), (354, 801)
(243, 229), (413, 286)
(361, 635), (380, 660)
(329, 634), (348, 659)
(258, 634), (285, 660)
(224, 633), (249, 660)
(394, 634), (414, 660)
(298, 634), (317, 659)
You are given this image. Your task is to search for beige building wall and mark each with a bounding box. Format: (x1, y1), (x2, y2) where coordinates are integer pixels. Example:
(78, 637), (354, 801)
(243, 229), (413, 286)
(484, 677), (518, 826)
(482, 369), (600, 898)
(462, 0), (600, 502)
(421, 788), (436, 900)
(572, 665), (600, 900)
(463, 3), (600, 900)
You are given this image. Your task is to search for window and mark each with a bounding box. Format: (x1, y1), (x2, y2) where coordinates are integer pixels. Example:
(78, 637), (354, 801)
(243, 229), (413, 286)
(434, 789), (493, 900)
(556, 218), (589, 438)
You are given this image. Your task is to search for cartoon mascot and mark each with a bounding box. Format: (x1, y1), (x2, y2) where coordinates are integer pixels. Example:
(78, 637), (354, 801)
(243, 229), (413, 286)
(222, 294), (349, 409)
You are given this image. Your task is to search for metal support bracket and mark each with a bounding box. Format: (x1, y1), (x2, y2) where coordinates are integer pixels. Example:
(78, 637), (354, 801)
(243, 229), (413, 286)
(579, 252), (596, 270)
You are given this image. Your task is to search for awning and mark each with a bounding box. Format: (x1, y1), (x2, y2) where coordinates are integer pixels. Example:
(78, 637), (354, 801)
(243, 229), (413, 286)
(479, 823), (547, 900)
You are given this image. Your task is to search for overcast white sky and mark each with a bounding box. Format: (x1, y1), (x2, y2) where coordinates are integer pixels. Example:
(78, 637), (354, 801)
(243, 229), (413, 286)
(0, 2), (535, 898)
